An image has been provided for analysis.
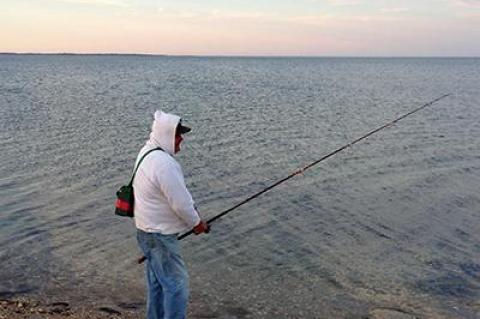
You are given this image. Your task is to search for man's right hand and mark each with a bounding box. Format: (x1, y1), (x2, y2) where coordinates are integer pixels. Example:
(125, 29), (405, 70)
(193, 220), (210, 235)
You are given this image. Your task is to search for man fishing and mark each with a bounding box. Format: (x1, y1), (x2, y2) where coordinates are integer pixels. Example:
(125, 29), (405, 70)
(134, 110), (209, 319)
(129, 94), (449, 319)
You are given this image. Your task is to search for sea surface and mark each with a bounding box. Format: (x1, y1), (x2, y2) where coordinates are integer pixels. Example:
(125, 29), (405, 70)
(0, 55), (479, 318)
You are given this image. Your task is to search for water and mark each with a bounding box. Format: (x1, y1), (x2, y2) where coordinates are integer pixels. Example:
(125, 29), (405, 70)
(1, 55), (479, 318)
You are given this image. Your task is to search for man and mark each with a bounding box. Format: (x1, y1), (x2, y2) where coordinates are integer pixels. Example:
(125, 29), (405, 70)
(134, 110), (209, 319)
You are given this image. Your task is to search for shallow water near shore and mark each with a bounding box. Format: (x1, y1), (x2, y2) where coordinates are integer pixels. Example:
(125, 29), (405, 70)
(1, 55), (479, 318)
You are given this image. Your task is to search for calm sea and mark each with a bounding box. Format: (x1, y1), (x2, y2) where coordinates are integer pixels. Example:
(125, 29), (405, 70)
(1, 54), (479, 318)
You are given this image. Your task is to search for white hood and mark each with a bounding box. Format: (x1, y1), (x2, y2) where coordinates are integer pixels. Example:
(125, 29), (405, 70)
(146, 110), (180, 155)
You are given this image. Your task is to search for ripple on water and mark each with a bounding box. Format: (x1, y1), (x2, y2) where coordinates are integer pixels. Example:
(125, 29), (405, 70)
(1, 55), (479, 318)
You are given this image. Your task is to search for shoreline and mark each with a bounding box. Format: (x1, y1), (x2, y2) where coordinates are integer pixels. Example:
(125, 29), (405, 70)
(0, 296), (427, 319)
(0, 297), (140, 319)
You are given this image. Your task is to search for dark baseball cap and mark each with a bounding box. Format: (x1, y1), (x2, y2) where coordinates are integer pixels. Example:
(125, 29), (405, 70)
(176, 120), (191, 135)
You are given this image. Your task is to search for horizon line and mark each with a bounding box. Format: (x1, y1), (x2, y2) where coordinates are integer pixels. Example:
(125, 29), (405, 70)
(1, 52), (479, 59)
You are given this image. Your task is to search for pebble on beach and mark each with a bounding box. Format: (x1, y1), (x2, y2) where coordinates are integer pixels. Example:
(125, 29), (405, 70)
(0, 298), (138, 319)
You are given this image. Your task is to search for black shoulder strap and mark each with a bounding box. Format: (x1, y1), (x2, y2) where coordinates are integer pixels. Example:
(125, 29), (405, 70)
(128, 147), (163, 186)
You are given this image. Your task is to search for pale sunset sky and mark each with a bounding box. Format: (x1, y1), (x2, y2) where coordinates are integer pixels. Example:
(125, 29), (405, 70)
(1, 0), (479, 56)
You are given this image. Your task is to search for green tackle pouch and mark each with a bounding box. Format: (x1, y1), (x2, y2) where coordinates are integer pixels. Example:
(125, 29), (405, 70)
(115, 147), (163, 217)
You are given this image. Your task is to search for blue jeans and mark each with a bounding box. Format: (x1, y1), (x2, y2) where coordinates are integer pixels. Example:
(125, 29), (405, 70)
(137, 229), (189, 319)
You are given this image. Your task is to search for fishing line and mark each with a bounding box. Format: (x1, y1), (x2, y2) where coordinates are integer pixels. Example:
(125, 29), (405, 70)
(177, 94), (451, 240)
(137, 94), (451, 264)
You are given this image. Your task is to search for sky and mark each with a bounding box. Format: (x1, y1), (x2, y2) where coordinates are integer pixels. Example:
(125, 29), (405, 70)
(1, 0), (479, 56)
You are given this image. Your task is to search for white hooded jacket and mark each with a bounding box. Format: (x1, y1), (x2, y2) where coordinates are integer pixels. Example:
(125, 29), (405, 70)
(133, 111), (200, 234)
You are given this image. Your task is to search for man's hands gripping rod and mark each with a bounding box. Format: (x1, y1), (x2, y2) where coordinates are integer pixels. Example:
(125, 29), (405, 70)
(193, 220), (210, 234)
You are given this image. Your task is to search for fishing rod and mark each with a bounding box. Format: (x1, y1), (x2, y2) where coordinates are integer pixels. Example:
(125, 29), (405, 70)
(178, 93), (451, 240)
(137, 94), (451, 264)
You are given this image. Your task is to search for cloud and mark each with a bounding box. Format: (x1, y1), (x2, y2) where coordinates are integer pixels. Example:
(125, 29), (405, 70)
(461, 11), (480, 18)
(453, 0), (480, 7)
(380, 7), (409, 13)
(304, 0), (360, 5)
(326, 0), (361, 5)
(153, 9), (281, 22)
(287, 13), (403, 26)
(55, 0), (132, 7)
